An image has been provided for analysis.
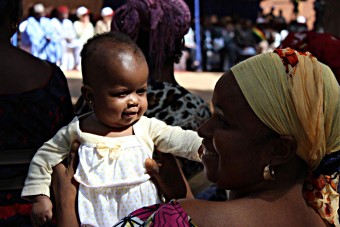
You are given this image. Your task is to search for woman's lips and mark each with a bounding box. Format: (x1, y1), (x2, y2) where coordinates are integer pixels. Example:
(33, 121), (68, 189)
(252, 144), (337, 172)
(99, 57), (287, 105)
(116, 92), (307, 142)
(202, 148), (219, 157)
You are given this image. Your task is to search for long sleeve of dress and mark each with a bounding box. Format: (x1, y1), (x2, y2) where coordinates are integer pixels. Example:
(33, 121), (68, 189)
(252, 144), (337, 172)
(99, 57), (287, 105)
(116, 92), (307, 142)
(21, 117), (78, 198)
(135, 117), (202, 162)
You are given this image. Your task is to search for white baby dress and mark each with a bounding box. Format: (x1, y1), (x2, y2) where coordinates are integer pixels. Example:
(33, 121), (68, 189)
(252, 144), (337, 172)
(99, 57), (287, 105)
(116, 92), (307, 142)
(74, 135), (160, 227)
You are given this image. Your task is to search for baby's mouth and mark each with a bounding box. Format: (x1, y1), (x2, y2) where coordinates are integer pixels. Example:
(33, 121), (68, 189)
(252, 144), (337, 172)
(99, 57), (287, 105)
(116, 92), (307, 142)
(123, 111), (138, 117)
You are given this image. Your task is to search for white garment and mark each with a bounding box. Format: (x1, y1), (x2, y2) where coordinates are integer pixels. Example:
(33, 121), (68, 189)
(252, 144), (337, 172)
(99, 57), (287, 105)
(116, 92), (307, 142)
(51, 18), (82, 70)
(75, 136), (160, 226)
(74, 21), (95, 44)
(21, 17), (62, 63)
(22, 115), (202, 227)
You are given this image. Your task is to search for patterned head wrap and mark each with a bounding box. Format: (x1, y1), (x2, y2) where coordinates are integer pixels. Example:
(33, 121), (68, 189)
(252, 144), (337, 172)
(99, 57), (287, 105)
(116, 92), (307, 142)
(111, 0), (191, 80)
(231, 48), (340, 225)
(280, 31), (340, 84)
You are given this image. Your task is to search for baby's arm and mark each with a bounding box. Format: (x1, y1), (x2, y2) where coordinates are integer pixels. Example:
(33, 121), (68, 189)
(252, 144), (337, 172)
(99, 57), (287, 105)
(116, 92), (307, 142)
(22, 122), (76, 226)
(147, 117), (203, 161)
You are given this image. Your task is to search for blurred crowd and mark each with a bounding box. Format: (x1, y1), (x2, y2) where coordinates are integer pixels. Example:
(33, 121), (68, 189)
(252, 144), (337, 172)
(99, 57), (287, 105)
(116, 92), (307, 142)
(13, 3), (312, 73)
(176, 6), (311, 72)
(15, 3), (114, 71)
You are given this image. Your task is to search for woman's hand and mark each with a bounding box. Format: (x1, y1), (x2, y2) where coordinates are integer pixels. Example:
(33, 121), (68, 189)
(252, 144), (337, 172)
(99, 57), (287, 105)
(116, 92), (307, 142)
(145, 150), (194, 202)
(51, 141), (80, 227)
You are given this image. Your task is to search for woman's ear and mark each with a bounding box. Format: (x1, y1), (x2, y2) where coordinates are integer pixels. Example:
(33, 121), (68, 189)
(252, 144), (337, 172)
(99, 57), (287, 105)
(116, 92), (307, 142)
(271, 136), (297, 166)
(81, 85), (94, 103)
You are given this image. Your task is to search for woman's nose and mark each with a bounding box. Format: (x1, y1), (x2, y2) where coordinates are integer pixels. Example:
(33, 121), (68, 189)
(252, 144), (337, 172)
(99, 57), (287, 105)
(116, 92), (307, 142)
(198, 118), (214, 139)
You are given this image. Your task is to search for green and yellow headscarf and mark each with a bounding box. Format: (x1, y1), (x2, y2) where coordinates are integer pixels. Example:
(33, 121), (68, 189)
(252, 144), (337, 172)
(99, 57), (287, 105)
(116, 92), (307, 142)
(231, 48), (340, 225)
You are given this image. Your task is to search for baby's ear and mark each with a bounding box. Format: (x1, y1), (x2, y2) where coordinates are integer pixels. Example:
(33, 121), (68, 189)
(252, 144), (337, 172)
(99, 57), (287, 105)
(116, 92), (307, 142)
(271, 136), (297, 166)
(81, 85), (94, 103)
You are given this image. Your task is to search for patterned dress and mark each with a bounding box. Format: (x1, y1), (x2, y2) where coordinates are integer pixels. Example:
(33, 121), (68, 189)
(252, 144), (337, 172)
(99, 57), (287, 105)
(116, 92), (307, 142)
(114, 200), (197, 227)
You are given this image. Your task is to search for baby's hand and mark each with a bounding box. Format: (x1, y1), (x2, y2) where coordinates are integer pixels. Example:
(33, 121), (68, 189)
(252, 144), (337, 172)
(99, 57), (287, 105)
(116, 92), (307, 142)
(31, 195), (53, 227)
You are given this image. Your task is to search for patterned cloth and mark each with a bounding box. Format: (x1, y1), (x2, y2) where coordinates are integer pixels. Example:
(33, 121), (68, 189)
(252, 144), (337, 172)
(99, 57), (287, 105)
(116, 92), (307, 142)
(146, 81), (210, 179)
(146, 81), (211, 131)
(113, 200), (197, 227)
(0, 62), (74, 225)
(280, 31), (340, 83)
(231, 48), (340, 225)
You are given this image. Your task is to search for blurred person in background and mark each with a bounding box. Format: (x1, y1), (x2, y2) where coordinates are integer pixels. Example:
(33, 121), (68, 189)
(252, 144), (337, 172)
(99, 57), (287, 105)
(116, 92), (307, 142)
(51, 5), (82, 71)
(95, 7), (114, 35)
(73, 6), (94, 45)
(21, 3), (62, 64)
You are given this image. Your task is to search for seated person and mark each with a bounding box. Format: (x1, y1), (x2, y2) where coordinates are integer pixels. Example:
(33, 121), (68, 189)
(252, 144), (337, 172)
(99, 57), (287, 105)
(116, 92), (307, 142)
(0, 0), (74, 226)
(51, 5), (82, 71)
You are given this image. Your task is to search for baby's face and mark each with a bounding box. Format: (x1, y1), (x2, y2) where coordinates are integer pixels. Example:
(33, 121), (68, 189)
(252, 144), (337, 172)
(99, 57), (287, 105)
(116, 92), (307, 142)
(89, 52), (149, 129)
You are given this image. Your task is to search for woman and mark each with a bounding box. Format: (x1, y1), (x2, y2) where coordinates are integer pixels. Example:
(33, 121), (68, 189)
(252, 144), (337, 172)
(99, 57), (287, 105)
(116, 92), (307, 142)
(110, 47), (340, 226)
(53, 47), (339, 226)
(0, 0), (74, 225)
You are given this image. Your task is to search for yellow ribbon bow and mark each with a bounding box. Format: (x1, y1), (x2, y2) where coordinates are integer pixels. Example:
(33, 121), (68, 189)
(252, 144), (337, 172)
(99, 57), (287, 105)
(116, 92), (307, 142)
(95, 143), (122, 161)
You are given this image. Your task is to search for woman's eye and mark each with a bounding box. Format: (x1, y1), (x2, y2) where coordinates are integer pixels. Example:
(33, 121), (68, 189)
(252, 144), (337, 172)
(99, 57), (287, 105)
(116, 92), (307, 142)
(217, 115), (229, 127)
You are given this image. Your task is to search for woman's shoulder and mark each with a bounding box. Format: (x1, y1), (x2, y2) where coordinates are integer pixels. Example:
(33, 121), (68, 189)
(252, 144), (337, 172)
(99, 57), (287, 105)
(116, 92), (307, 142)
(0, 47), (53, 94)
(178, 197), (327, 226)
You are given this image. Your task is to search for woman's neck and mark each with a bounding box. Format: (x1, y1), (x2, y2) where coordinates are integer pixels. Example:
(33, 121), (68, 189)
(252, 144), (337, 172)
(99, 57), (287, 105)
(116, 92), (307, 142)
(151, 60), (177, 84)
(229, 156), (307, 201)
(229, 176), (304, 201)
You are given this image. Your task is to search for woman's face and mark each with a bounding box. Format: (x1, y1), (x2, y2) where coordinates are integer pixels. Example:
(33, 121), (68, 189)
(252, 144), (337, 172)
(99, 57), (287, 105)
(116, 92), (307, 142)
(198, 72), (275, 190)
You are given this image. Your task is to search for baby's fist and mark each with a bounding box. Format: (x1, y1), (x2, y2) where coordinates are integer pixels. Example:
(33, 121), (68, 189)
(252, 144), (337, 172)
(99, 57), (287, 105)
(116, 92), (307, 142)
(31, 195), (53, 227)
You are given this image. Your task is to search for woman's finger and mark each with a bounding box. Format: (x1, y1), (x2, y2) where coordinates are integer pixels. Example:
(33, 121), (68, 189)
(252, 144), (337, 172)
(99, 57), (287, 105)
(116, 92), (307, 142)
(148, 150), (192, 201)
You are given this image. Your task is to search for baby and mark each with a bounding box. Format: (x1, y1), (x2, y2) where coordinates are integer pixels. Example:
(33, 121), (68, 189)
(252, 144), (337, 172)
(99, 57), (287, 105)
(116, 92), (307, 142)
(22, 32), (202, 227)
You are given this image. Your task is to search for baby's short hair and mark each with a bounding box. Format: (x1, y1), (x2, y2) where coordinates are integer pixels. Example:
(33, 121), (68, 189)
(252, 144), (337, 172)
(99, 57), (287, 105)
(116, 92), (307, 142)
(81, 32), (146, 85)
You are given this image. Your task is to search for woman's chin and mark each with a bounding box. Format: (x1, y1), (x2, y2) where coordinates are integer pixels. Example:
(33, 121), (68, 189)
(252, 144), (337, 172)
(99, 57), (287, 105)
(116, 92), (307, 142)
(203, 166), (218, 184)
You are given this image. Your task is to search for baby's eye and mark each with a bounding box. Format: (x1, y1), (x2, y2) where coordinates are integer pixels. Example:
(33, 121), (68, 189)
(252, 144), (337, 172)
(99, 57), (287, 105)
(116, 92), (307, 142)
(112, 92), (128, 98)
(137, 89), (147, 95)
